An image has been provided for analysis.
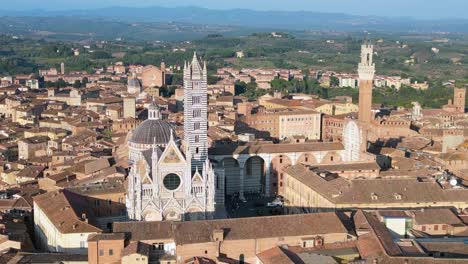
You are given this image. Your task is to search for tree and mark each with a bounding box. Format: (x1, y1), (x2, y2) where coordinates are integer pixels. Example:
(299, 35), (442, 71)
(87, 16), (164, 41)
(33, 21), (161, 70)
(207, 75), (221, 85)
(330, 76), (340, 87)
(91, 51), (112, 59)
(241, 82), (267, 100)
(235, 81), (247, 96)
(73, 80), (82, 88)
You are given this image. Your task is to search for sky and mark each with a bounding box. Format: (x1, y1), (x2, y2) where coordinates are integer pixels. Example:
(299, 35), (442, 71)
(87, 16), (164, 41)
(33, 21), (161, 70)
(2, 0), (467, 20)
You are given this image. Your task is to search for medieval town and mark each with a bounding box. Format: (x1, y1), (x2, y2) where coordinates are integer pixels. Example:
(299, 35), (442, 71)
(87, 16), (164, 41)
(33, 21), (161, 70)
(0, 4), (467, 263)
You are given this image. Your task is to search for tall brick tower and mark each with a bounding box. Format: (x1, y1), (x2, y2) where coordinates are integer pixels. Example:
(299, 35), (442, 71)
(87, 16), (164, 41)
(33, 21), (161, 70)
(358, 42), (376, 124)
(453, 88), (466, 113)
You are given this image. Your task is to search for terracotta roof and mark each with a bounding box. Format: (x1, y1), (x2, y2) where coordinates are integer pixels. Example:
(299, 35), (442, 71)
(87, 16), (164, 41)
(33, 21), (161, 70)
(121, 241), (150, 257)
(188, 257), (217, 264)
(411, 208), (463, 225)
(0, 197), (32, 210)
(66, 179), (125, 196)
(356, 233), (384, 259)
(177, 213), (347, 245)
(257, 247), (295, 264)
(87, 233), (125, 242)
(315, 162), (381, 172)
(72, 158), (111, 175)
(16, 166), (44, 179)
(114, 212), (348, 245)
(209, 142), (343, 156)
(362, 211), (403, 256)
(33, 190), (101, 234)
(114, 221), (173, 241)
(419, 242), (468, 256)
(284, 164), (468, 205)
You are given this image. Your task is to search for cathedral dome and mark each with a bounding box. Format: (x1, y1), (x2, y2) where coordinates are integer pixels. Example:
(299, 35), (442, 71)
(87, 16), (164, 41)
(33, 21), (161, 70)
(128, 78), (141, 89)
(129, 119), (175, 146)
(127, 73), (142, 94)
(130, 102), (175, 146)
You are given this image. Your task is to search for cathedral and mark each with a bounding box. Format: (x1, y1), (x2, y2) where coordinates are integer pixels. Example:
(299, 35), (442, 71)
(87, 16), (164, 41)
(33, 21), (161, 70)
(126, 53), (217, 221)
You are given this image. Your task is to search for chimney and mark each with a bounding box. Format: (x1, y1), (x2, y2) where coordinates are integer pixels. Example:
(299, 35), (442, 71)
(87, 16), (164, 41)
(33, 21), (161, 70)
(212, 229), (224, 242)
(82, 213), (88, 223)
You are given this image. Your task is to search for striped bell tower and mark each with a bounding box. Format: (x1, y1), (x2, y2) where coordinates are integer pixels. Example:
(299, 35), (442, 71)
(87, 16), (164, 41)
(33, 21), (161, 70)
(183, 52), (208, 172)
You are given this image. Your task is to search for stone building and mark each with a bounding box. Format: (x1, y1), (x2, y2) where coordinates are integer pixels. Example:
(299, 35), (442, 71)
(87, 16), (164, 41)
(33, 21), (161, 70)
(126, 54), (217, 222)
(237, 108), (322, 141)
(89, 212), (353, 264)
(18, 136), (49, 160)
(140, 63), (166, 88)
(33, 190), (102, 254)
(281, 163), (468, 213)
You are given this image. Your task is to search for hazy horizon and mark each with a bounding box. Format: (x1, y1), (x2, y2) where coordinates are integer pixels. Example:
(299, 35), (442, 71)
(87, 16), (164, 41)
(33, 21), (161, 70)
(2, 0), (467, 20)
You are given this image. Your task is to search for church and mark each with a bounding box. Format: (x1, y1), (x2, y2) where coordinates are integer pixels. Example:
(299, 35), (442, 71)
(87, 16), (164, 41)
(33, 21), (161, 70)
(126, 53), (217, 221)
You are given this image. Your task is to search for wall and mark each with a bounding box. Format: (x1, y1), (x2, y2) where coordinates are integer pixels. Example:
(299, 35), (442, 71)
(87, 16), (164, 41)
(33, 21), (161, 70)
(88, 239), (124, 264)
(34, 201), (96, 254)
(122, 253), (149, 264)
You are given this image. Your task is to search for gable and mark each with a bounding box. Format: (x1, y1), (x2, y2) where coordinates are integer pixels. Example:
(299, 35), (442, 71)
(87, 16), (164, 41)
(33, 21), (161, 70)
(159, 142), (186, 165)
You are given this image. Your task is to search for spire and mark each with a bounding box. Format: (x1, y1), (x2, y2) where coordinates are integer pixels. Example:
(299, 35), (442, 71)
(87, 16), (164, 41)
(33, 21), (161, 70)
(169, 128), (174, 142)
(203, 60), (207, 75)
(191, 52), (203, 79)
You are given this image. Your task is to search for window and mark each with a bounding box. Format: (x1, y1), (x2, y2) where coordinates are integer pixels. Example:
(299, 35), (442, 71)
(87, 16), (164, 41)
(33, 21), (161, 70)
(442, 225), (447, 230)
(422, 226), (426, 231)
(99, 249), (104, 256)
(109, 249), (113, 256)
(245, 160), (252, 176)
(163, 174), (181, 191)
(193, 109), (201, 118)
(434, 225), (439, 231)
(196, 147), (199, 154)
(193, 96), (201, 104)
(194, 135), (199, 143)
(194, 122), (200, 130)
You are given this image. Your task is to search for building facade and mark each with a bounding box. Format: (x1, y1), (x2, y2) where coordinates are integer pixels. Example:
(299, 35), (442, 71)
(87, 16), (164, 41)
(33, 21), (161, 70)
(126, 54), (217, 222)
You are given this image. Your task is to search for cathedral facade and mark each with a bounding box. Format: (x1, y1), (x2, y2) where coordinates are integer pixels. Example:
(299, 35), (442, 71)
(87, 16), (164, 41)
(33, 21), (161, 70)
(126, 54), (216, 221)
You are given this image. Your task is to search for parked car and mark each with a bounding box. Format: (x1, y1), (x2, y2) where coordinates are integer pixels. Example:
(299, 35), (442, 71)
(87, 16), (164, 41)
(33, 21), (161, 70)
(267, 200), (283, 207)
